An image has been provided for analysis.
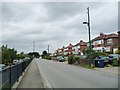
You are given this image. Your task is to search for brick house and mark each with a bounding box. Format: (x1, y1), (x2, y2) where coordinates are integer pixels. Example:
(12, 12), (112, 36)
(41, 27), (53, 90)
(72, 40), (87, 55)
(64, 43), (74, 56)
(56, 47), (64, 56)
(92, 32), (118, 53)
(55, 44), (74, 56)
(55, 40), (87, 56)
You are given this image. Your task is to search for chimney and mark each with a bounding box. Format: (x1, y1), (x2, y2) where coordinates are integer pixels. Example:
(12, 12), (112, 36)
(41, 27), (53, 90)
(80, 40), (83, 42)
(100, 32), (104, 36)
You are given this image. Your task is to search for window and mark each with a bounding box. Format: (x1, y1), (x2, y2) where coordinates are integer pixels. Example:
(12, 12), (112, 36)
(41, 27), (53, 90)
(107, 39), (112, 44)
(93, 39), (103, 45)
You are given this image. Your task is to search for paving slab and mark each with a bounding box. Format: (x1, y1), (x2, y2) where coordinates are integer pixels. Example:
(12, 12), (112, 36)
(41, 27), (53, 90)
(95, 67), (118, 75)
(17, 59), (44, 88)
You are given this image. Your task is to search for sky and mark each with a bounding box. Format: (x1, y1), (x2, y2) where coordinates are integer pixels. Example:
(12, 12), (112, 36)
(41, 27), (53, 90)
(1, 0), (119, 54)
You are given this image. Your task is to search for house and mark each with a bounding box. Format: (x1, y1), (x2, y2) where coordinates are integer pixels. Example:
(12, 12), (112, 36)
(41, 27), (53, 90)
(92, 32), (118, 53)
(55, 40), (87, 56)
(72, 40), (87, 55)
(64, 43), (74, 56)
(55, 44), (74, 56)
(57, 47), (64, 56)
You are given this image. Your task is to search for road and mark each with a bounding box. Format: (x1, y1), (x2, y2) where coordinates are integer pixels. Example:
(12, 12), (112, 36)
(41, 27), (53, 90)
(36, 59), (118, 88)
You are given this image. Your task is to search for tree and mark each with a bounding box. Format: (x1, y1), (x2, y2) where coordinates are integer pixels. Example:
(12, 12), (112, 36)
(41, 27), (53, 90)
(1, 45), (17, 65)
(41, 50), (51, 60)
(115, 44), (120, 54)
(28, 52), (40, 58)
(16, 52), (27, 59)
(41, 50), (47, 58)
(43, 50), (47, 55)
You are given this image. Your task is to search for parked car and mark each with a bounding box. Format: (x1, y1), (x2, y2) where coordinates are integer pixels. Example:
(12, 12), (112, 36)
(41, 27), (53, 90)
(18, 59), (24, 63)
(108, 54), (120, 61)
(57, 56), (66, 62)
(13, 60), (19, 64)
(95, 56), (110, 65)
(79, 55), (87, 59)
(0, 64), (6, 71)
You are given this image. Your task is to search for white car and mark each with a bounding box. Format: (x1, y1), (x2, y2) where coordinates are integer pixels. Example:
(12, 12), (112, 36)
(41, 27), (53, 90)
(0, 64), (6, 71)
(108, 54), (120, 60)
(13, 60), (19, 64)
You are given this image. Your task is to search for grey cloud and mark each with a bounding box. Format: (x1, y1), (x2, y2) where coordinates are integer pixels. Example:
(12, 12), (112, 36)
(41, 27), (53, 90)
(2, 3), (33, 22)
(42, 2), (105, 22)
(2, 2), (118, 53)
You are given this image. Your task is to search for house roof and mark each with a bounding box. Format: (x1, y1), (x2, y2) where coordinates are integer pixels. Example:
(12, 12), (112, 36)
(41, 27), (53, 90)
(80, 41), (87, 46)
(65, 43), (73, 48)
(74, 42), (80, 46)
(106, 33), (118, 39)
(74, 40), (87, 46)
(92, 33), (118, 41)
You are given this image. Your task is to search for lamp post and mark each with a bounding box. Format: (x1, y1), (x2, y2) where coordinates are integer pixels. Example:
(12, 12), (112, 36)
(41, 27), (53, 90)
(83, 7), (93, 67)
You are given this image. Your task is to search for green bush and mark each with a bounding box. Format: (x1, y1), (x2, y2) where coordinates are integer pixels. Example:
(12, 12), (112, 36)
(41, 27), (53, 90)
(73, 56), (80, 64)
(68, 55), (74, 64)
(115, 44), (120, 54)
(83, 48), (109, 59)
(43, 55), (51, 60)
(46, 56), (51, 60)
(92, 52), (108, 59)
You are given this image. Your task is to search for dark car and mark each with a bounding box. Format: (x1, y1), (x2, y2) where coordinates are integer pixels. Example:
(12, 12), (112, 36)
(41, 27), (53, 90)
(57, 56), (66, 62)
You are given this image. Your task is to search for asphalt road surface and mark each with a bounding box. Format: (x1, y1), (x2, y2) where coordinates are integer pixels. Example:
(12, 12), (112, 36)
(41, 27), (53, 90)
(36, 59), (118, 88)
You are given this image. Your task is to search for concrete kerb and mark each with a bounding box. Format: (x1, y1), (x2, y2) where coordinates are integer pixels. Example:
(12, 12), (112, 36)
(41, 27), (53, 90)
(35, 60), (53, 89)
(12, 61), (32, 89)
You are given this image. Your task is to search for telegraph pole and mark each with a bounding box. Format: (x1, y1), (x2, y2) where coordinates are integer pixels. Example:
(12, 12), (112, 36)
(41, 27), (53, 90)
(33, 41), (35, 52)
(48, 45), (49, 54)
(83, 7), (93, 67)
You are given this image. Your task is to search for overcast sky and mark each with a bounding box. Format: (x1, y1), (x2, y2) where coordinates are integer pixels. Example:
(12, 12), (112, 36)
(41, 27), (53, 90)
(1, 1), (118, 54)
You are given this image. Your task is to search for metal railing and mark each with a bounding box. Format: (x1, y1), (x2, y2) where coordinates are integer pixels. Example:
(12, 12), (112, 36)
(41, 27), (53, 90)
(0, 58), (33, 90)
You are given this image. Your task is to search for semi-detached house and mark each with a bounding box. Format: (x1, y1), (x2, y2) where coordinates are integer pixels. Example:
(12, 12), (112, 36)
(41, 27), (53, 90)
(55, 40), (87, 56)
(92, 32), (118, 53)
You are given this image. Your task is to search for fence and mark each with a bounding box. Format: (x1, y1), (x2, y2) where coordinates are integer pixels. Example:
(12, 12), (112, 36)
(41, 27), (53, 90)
(79, 59), (89, 66)
(79, 59), (98, 67)
(0, 58), (33, 90)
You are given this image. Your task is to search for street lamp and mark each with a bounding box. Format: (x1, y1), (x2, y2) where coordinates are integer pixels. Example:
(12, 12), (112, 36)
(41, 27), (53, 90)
(83, 22), (88, 24)
(83, 7), (93, 67)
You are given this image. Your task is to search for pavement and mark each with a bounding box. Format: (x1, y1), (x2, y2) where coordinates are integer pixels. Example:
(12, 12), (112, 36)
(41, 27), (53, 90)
(53, 60), (119, 75)
(17, 59), (44, 88)
(95, 67), (118, 75)
(36, 59), (118, 88)
(54, 61), (119, 75)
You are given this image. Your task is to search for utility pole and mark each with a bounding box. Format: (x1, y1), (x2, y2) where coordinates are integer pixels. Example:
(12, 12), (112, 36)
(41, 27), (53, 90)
(47, 45), (49, 54)
(118, 31), (120, 45)
(33, 41), (35, 52)
(83, 7), (93, 67)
